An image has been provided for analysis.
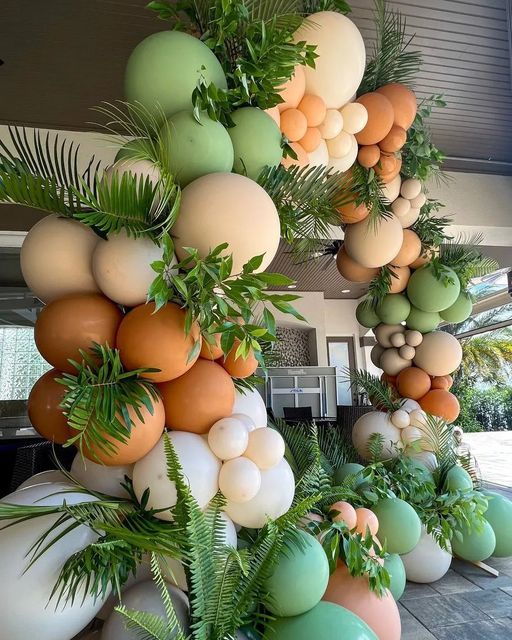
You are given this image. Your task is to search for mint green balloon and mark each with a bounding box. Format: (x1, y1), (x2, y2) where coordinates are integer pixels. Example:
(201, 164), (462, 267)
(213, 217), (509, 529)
(440, 292), (473, 323)
(372, 498), (422, 554)
(160, 111), (234, 186)
(483, 491), (512, 557)
(384, 553), (406, 600)
(228, 107), (282, 180)
(452, 520), (496, 562)
(356, 301), (380, 328)
(444, 466), (473, 492)
(376, 294), (411, 324)
(264, 531), (329, 617)
(125, 31), (227, 121)
(407, 264), (461, 313)
(334, 463), (365, 487)
(263, 602), (378, 640)
(406, 306), (441, 332)
(403, 458), (434, 484)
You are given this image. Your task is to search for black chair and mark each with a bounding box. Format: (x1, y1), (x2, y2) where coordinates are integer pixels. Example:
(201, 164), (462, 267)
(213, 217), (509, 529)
(8, 440), (75, 494)
(283, 406), (313, 421)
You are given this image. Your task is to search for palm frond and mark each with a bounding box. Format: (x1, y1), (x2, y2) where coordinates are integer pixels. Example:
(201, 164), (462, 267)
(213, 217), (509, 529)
(366, 266), (392, 306)
(412, 200), (452, 252)
(440, 234), (499, 289)
(345, 368), (401, 412)
(114, 607), (171, 640)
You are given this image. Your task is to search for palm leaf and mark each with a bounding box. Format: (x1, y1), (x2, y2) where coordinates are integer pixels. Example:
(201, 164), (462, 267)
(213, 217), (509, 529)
(440, 234), (499, 289)
(345, 368), (401, 412)
(114, 607), (171, 640)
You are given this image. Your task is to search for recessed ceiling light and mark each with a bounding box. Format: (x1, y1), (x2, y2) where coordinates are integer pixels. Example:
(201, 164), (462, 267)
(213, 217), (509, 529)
(342, 289), (350, 293)
(287, 284), (297, 289)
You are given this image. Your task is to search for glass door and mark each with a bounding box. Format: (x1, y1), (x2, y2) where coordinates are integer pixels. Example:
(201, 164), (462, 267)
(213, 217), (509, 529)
(326, 337), (356, 405)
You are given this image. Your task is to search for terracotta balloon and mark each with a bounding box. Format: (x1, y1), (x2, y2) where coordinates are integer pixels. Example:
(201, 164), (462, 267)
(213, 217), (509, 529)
(280, 108), (308, 142)
(265, 106), (280, 127)
(379, 125), (407, 153)
(277, 64), (306, 111)
(28, 369), (70, 444)
(396, 367), (431, 400)
(336, 247), (379, 282)
(298, 94), (327, 127)
(343, 214), (403, 269)
(388, 265), (410, 293)
(200, 334), (223, 360)
(117, 302), (200, 382)
(376, 83), (417, 130)
(377, 156), (402, 184)
(419, 389), (460, 424)
(337, 200), (369, 224)
(390, 230), (422, 267)
(432, 375), (453, 390)
(381, 373), (397, 388)
(354, 508), (379, 536)
(158, 359), (235, 433)
(375, 152), (396, 175)
(221, 343), (259, 379)
(354, 93), (394, 145)
(323, 563), (401, 640)
(34, 294), (123, 373)
(357, 144), (380, 168)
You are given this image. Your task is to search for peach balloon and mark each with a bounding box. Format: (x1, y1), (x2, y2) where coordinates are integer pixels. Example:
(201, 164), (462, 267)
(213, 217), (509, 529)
(396, 367), (432, 400)
(337, 200), (369, 224)
(200, 334), (223, 360)
(388, 265), (410, 293)
(265, 106), (281, 126)
(117, 302), (200, 382)
(336, 247), (379, 283)
(390, 229), (422, 267)
(298, 94), (327, 127)
(221, 342), (259, 379)
(376, 83), (417, 130)
(277, 64), (306, 111)
(355, 93), (394, 145)
(419, 389), (460, 424)
(343, 214), (404, 269)
(34, 293), (123, 373)
(379, 125), (407, 153)
(357, 145), (380, 168)
(410, 247), (439, 269)
(355, 508), (379, 536)
(299, 127), (322, 152)
(280, 108), (308, 142)
(323, 563), (401, 640)
(330, 501), (357, 530)
(281, 142), (309, 169)
(28, 369), (70, 444)
(158, 359), (235, 433)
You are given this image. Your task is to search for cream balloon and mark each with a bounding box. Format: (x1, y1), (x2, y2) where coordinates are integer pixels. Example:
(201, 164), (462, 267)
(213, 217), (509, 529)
(17, 470), (68, 489)
(410, 192), (427, 209)
(307, 139), (329, 168)
(97, 558), (153, 620)
(207, 417), (250, 460)
(132, 432), (221, 521)
(407, 450), (438, 472)
(414, 331), (463, 377)
(232, 388), (267, 428)
(397, 207), (420, 229)
(370, 343), (384, 368)
(326, 130), (352, 158)
(381, 174), (401, 204)
(391, 197), (411, 218)
(390, 332), (406, 348)
(339, 102), (368, 134)
(0, 483), (108, 640)
(391, 409), (410, 429)
(225, 458), (295, 528)
(401, 528), (452, 583)
(328, 133), (358, 173)
(231, 412), (256, 432)
(400, 399), (422, 414)
(374, 324), (405, 348)
(171, 173), (280, 275)
(352, 412), (402, 460)
(20, 214), (100, 303)
(408, 408), (428, 429)
(293, 12), (366, 108)
(219, 457), (262, 503)
(243, 427), (285, 469)
(401, 425), (423, 446)
(399, 345), (416, 361)
(318, 109), (344, 139)
(380, 348), (412, 376)
(344, 214), (404, 268)
(104, 158), (161, 187)
(71, 454), (133, 498)
(405, 330), (423, 347)
(400, 178), (422, 200)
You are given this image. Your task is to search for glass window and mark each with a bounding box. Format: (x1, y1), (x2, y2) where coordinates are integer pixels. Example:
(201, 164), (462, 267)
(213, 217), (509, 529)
(0, 327), (50, 400)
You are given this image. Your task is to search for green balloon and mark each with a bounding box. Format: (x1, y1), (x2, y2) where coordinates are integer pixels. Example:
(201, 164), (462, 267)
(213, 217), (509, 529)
(125, 31), (227, 121)
(406, 306), (441, 332)
(407, 264), (461, 313)
(264, 531), (330, 617)
(444, 466), (473, 492)
(356, 301), (380, 328)
(376, 294), (411, 324)
(263, 601), (378, 640)
(372, 498), (422, 554)
(452, 520), (496, 562)
(228, 107), (283, 180)
(114, 139), (148, 162)
(160, 111), (234, 186)
(384, 553), (406, 600)
(334, 463), (366, 487)
(403, 457), (434, 484)
(440, 292), (473, 323)
(483, 492), (512, 557)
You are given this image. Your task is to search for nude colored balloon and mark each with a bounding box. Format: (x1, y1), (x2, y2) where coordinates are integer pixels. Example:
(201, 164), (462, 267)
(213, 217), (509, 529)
(319, 109), (344, 139)
(374, 323), (405, 348)
(281, 142), (309, 169)
(328, 133), (358, 173)
(244, 427), (285, 469)
(340, 102), (368, 134)
(327, 130), (352, 158)
(400, 178), (422, 200)
(380, 348), (412, 376)
(343, 215), (403, 268)
(219, 457), (262, 503)
(330, 501), (357, 529)
(232, 388), (267, 428)
(354, 508), (379, 536)
(28, 368), (70, 444)
(391, 197), (410, 218)
(352, 411), (401, 461)
(381, 175), (401, 204)
(397, 207), (420, 229)
(104, 158), (161, 187)
(413, 331), (463, 377)
(21, 214), (100, 304)
(71, 453), (133, 498)
(277, 64), (306, 111)
(336, 247), (379, 282)
(34, 293), (123, 373)
(17, 470), (68, 490)
(208, 416), (250, 460)
(172, 172), (280, 275)
(307, 139), (330, 168)
(401, 529), (452, 583)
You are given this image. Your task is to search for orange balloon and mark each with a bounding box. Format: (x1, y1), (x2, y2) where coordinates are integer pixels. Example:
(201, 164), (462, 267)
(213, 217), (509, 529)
(158, 359), (235, 433)
(379, 125), (407, 153)
(388, 265), (410, 293)
(117, 302), (200, 383)
(381, 373), (397, 387)
(445, 374), (454, 389)
(431, 375), (450, 390)
(277, 64), (306, 111)
(355, 93), (394, 145)
(390, 230), (422, 267)
(299, 127), (322, 152)
(330, 501), (357, 530)
(221, 341), (259, 378)
(34, 293), (123, 373)
(298, 94), (327, 127)
(378, 156), (402, 184)
(396, 367), (432, 400)
(376, 83), (417, 130)
(419, 389), (460, 423)
(323, 563), (401, 640)
(336, 247), (379, 283)
(337, 200), (369, 224)
(357, 145), (380, 168)
(375, 152), (396, 175)
(281, 142), (309, 169)
(280, 108), (308, 142)
(354, 508), (379, 536)
(410, 246), (439, 269)
(28, 369), (70, 444)
(80, 396), (165, 466)
(200, 334), (223, 360)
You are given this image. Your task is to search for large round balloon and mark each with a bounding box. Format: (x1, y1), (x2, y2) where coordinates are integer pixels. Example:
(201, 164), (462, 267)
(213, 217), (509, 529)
(413, 331), (463, 377)
(132, 432), (221, 520)
(406, 306), (441, 333)
(376, 294), (411, 324)
(396, 367), (431, 400)
(34, 293), (123, 372)
(0, 483), (107, 640)
(117, 302), (200, 382)
(292, 12), (366, 109)
(232, 388), (268, 428)
(125, 30), (227, 120)
(96, 559), (154, 621)
(160, 110), (234, 186)
(323, 563), (401, 640)
(224, 458), (294, 528)
(228, 107), (283, 180)
(28, 368), (70, 444)
(372, 498), (422, 554)
(71, 454), (133, 498)
(102, 579), (189, 640)
(17, 470), (68, 489)
(400, 529), (452, 583)
(439, 292), (473, 324)
(21, 214), (100, 304)
(451, 520), (496, 562)
(264, 531), (330, 616)
(419, 389), (460, 423)
(172, 172), (280, 275)
(159, 359), (235, 433)
(333, 462), (366, 486)
(336, 247), (379, 283)
(352, 412), (401, 461)
(375, 84), (417, 129)
(263, 601), (378, 640)
(277, 64), (306, 110)
(355, 93), (394, 146)
(407, 264), (461, 313)
(92, 230), (167, 307)
(343, 215), (403, 269)
(384, 554), (406, 600)
(483, 491), (512, 557)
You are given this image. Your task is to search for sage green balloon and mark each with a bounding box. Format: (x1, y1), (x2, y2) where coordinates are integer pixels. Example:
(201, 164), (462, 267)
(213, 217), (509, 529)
(406, 306), (441, 333)
(372, 498), (422, 554)
(125, 31), (227, 121)
(483, 491), (512, 557)
(440, 292), (473, 324)
(160, 111), (234, 186)
(444, 465), (473, 492)
(264, 530), (329, 617)
(334, 462), (365, 487)
(263, 601), (378, 640)
(452, 520), (496, 562)
(407, 264), (461, 313)
(376, 294), (411, 324)
(403, 457), (434, 484)
(384, 553), (406, 600)
(228, 107), (283, 180)
(356, 301), (380, 328)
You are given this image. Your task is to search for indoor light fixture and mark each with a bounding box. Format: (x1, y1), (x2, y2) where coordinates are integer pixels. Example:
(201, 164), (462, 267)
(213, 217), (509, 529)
(342, 289), (350, 293)
(287, 284), (297, 289)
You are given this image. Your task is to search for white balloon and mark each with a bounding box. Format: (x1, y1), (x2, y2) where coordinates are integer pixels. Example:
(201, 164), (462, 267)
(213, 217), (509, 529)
(104, 158), (161, 187)
(225, 458), (295, 528)
(381, 175), (401, 204)
(397, 207), (420, 228)
(307, 139), (329, 168)
(97, 558), (153, 620)
(132, 432), (221, 521)
(71, 454), (133, 498)
(208, 417), (250, 460)
(326, 130), (352, 158)
(219, 457), (261, 503)
(339, 102), (368, 134)
(400, 178), (422, 200)
(17, 470), (68, 490)
(400, 399), (422, 414)
(327, 133), (358, 173)
(318, 109), (344, 139)
(0, 483), (108, 640)
(231, 413), (256, 432)
(244, 428), (285, 469)
(352, 412), (402, 461)
(401, 529), (452, 583)
(407, 450), (438, 472)
(391, 409), (410, 429)
(232, 388), (267, 428)
(401, 426), (423, 446)
(410, 192), (427, 209)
